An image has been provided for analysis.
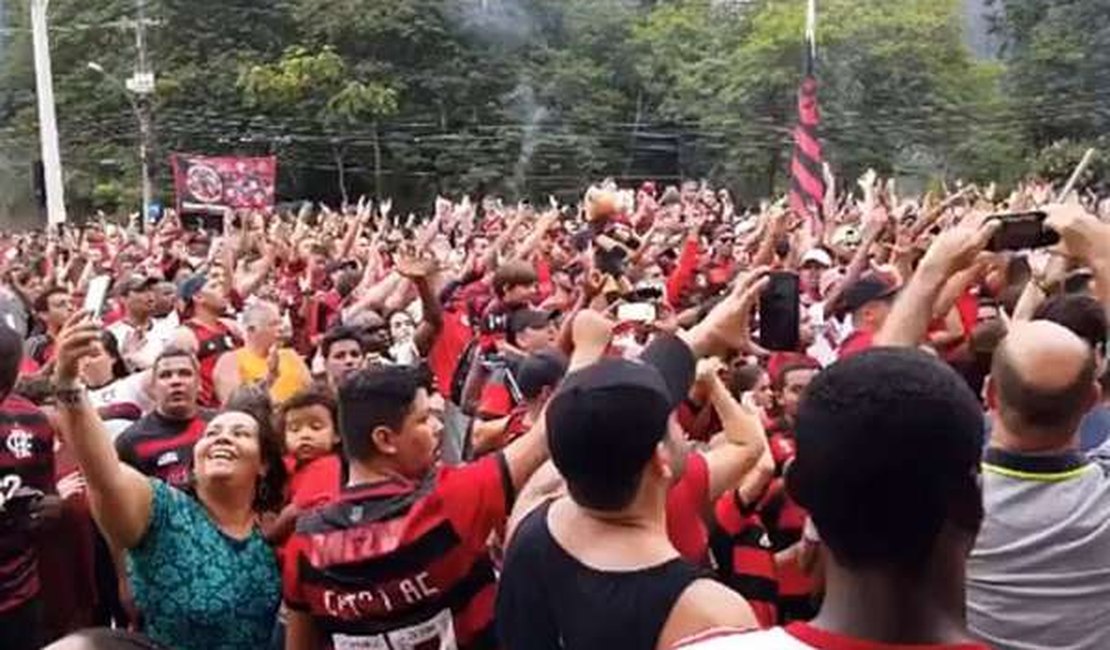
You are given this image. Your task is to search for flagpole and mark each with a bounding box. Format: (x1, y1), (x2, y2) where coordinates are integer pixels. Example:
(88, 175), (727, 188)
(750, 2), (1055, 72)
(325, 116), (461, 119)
(805, 0), (817, 72)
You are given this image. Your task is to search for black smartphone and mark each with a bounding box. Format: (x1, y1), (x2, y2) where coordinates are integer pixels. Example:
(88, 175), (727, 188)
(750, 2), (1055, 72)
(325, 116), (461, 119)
(760, 272), (801, 352)
(986, 211), (1059, 252)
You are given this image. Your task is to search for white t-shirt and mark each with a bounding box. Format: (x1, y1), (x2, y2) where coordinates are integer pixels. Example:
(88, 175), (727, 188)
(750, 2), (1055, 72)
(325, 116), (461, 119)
(806, 302), (852, 367)
(108, 317), (175, 371)
(677, 625), (987, 650)
(87, 372), (152, 439)
(87, 372), (151, 411)
(677, 628), (815, 649)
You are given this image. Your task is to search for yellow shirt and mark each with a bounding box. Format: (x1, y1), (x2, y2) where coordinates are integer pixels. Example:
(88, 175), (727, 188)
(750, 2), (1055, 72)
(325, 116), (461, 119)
(235, 348), (311, 404)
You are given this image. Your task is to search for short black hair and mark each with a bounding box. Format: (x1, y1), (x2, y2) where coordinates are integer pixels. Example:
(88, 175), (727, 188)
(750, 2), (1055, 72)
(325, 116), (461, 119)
(151, 346), (199, 375)
(280, 385), (338, 433)
(991, 339), (1096, 434)
(729, 364), (765, 396)
(0, 324), (23, 400)
(335, 270), (363, 300)
(788, 348), (983, 570)
(33, 286), (68, 314)
(321, 325), (366, 359)
(338, 365), (429, 462)
(1034, 294), (1108, 355)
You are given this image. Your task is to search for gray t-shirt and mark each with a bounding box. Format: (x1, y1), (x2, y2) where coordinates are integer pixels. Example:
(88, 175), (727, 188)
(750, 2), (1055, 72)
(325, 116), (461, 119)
(968, 447), (1110, 650)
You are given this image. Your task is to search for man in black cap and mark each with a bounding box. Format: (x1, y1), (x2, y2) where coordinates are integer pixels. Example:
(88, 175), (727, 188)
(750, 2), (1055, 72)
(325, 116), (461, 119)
(836, 272), (898, 359)
(507, 308), (557, 354)
(496, 273), (770, 650)
(471, 347), (567, 457)
(471, 309), (558, 420)
(106, 274), (160, 371)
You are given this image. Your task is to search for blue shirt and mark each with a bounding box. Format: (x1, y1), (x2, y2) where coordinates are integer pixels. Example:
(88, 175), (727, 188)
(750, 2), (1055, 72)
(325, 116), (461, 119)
(1078, 404), (1110, 452)
(127, 479), (280, 650)
(983, 403), (1110, 453)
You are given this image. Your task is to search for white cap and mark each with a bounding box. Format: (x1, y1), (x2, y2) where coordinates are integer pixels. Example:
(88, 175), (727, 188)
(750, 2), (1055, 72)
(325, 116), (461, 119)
(801, 248), (833, 268)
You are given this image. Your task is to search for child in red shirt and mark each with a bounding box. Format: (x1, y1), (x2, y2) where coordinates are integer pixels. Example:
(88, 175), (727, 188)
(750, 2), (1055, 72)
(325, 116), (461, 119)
(263, 386), (343, 545)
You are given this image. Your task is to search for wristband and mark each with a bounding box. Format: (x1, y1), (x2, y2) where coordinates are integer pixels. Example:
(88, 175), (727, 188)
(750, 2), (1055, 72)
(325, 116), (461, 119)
(54, 381), (88, 407)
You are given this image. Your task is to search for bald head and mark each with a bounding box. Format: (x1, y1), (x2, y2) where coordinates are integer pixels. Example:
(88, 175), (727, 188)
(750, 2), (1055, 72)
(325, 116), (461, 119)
(991, 320), (1099, 440)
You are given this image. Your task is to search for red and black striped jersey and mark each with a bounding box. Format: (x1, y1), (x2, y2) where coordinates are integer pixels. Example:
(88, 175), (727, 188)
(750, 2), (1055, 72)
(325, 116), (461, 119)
(0, 394), (56, 613)
(709, 490), (778, 628)
(186, 319), (242, 408)
(114, 411), (214, 488)
(283, 453), (513, 650)
(759, 478), (816, 623)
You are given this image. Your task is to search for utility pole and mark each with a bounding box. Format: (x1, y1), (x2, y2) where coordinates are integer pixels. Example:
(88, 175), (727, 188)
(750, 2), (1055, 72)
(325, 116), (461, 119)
(128, 0), (156, 232)
(30, 0), (66, 226)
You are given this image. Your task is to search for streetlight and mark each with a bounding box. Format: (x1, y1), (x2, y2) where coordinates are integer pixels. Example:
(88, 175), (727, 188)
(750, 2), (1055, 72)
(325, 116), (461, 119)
(87, 60), (154, 232)
(31, 0), (66, 226)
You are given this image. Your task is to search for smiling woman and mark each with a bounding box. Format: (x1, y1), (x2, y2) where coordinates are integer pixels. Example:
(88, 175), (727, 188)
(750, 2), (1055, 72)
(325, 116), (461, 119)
(50, 312), (287, 650)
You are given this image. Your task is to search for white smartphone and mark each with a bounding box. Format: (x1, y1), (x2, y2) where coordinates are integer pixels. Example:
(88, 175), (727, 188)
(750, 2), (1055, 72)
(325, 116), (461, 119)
(84, 275), (112, 318)
(617, 302), (657, 323)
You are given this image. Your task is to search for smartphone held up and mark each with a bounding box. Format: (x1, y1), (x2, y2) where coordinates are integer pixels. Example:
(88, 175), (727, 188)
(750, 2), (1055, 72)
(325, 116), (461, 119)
(985, 211), (1059, 252)
(759, 271), (801, 352)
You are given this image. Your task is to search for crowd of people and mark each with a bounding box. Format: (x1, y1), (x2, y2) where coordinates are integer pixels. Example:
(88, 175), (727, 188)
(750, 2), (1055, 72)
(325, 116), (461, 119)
(0, 170), (1108, 650)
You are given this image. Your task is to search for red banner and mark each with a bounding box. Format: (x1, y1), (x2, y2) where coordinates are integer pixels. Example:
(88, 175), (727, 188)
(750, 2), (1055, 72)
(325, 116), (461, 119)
(171, 154), (276, 213)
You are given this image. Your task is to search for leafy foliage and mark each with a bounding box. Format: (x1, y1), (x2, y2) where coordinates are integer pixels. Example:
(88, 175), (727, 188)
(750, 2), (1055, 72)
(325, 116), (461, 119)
(0, 0), (1103, 222)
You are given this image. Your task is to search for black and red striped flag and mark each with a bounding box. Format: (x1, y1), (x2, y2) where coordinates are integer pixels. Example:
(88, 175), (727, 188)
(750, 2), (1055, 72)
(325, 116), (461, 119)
(789, 0), (825, 223)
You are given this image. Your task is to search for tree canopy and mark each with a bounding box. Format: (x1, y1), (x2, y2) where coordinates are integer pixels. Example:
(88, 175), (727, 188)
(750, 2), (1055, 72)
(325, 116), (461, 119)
(0, 0), (1103, 222)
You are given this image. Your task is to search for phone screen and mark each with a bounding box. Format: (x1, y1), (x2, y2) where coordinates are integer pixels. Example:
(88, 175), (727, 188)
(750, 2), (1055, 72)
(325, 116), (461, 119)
(987, 212), (1059, 252)
(617, 302), (657, 323)
(759, 272), (801, 352)
(84, 275), (112, 318)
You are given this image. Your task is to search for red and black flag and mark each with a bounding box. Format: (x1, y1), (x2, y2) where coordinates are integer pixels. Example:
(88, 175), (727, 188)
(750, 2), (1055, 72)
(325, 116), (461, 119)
(789, 0), (825, 222)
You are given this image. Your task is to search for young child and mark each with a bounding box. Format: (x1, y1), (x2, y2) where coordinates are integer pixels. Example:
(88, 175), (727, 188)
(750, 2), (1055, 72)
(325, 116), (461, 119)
(263, 385), (343, 545)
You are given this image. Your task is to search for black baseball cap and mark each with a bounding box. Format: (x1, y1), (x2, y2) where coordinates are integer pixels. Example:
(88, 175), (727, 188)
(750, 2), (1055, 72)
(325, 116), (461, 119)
(517, 348), (569, 400)
(507, 309), (556, 345)
(116, 274), (157, 297)
(546, 335), (695, 491)
(837, 272), (898, 315)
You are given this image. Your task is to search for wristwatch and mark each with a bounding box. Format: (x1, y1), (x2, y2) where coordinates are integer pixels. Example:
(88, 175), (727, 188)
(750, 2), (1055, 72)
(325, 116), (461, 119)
(53, 381), (88, 407)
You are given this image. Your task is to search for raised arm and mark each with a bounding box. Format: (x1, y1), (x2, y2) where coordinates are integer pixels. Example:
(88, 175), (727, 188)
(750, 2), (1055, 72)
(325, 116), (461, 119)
(1044, 203), (1110, 317)
(52, 312), (154, 550)
(822, 208), (886, 320)
(396, 257), (444, 356)
(698, 360), (768, 503)
(875, 214), (998, 348)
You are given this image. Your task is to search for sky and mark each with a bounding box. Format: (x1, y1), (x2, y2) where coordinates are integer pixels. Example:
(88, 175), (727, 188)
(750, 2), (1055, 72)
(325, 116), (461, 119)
(964, 0), (1001, 59)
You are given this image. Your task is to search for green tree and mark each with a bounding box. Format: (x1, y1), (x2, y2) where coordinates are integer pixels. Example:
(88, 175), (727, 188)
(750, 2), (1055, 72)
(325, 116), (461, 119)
(635, 0), (1023, 195)
(240, 46), (399, 201)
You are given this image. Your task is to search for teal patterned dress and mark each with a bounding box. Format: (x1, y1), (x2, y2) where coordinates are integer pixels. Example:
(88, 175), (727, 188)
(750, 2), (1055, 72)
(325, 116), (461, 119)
(126, 479), (281, 650)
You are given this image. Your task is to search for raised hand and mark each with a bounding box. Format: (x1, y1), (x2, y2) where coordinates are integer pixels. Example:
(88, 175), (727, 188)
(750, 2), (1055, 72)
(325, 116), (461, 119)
(917, 211), (999, 277)
(1044, 202), (1110, 267)
(395, 255), (439, 280)
(695, 356), (726, 383)
(570, 309), (615, 369)
(53, 311), (102, 386)
(682, 268), (770, 358)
